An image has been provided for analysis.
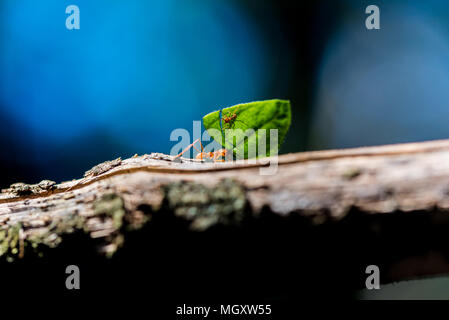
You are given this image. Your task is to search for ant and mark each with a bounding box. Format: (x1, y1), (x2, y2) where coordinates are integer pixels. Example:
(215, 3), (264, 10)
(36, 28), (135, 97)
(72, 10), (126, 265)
(174, 139), (228, 162)
(220, 105), (247, 131)
(174, 106), (248, 162)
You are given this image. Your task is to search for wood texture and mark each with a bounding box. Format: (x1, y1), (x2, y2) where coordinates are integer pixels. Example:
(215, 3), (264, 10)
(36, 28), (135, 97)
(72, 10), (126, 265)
(2, 139), (449, 284)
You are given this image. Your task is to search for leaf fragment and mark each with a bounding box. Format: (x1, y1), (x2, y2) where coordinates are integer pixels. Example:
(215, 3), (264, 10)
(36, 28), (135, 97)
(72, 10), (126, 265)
(202, 99), (291, 158)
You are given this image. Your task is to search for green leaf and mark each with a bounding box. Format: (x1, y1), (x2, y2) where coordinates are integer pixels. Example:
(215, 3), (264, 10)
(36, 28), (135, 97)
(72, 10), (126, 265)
(202, 99), (291, 158)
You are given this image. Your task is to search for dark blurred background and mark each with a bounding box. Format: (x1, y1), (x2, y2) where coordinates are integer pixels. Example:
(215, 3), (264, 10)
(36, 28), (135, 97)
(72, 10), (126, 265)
(2, 0), (449, 187)
(1, 0), (449, 300)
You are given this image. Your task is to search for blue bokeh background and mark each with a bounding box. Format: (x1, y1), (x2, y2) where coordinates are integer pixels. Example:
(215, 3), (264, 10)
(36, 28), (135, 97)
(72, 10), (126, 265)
(311, 0), (449, 149)
(1, 0), (449, 193)
(0, 0), (294, 183)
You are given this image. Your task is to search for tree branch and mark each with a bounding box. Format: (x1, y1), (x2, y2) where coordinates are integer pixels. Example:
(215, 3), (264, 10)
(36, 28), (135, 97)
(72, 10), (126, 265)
(2, 139), (449, 287)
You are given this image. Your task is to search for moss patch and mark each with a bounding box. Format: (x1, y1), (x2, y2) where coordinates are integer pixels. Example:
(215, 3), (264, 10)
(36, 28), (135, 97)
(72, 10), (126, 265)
(0, 193), (128, 262)
(164, 179), (247, 231)
(0, 180), (248, 261)
(93, 193), (126, 229)
(0, 224), (21, 259)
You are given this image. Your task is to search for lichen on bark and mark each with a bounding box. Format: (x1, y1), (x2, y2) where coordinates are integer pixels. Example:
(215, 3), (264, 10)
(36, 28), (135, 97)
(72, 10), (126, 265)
(164, 179), (247, 231)
(0, 193), (129, 261)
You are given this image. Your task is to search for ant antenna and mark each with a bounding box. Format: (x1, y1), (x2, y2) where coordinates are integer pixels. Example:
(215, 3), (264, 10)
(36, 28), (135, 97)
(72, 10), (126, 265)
(174, 139), (204, 159)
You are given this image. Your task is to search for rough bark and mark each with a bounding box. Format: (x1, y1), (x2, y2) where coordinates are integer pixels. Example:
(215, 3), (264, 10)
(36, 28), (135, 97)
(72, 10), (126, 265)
(3, 139), (449, 287)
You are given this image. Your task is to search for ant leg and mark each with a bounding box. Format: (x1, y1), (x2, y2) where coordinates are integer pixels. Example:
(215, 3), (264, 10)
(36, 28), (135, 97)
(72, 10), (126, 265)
(212, 149), (227, 163)
(213, 152), (226, 162)
(225, 119), (246, 131)
(174, 139), (201, 158)
(198, 139), (204, 152)
(192, 143), (202, 154)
